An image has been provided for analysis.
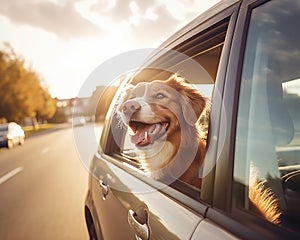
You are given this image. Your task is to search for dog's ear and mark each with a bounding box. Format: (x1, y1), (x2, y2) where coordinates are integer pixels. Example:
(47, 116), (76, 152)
(167, 74), (206, 125)
(181, 87), (206, 126)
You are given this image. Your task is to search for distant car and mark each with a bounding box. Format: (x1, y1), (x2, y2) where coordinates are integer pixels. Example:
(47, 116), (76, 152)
(73, 117), (86, 127)
(0, 122), (25, 149)
(85, 0), (300, 239)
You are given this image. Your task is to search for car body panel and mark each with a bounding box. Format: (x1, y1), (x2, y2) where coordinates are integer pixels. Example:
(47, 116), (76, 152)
(89, 151), (205, 239)
(192, 219), (238, 240)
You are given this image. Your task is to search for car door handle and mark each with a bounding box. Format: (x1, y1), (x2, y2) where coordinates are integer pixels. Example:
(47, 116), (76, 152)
(99, 179), (109, 200)
(128, 208), (150, 240)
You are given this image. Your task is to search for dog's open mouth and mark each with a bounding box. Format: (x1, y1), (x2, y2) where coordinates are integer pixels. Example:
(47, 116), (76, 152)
(129, 121), (169, 146)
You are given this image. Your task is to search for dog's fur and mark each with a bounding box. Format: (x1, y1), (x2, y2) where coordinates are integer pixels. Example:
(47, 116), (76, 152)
(249, 180), (281, 224)
(248, 164), (282, 224)
(117, 74), (207, 188)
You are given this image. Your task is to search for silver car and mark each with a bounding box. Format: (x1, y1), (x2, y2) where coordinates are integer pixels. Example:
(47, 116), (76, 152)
(0, 122), (25, 149)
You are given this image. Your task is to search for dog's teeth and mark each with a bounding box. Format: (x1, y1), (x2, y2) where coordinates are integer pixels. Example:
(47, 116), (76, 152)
(145, 131), (148, 140)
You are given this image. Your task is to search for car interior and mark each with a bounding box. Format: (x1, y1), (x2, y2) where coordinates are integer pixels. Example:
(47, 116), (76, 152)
(234, 1), (300, 232)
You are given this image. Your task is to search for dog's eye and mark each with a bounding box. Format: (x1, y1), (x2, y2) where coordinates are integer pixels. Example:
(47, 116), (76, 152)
(156, 93), (166, 99)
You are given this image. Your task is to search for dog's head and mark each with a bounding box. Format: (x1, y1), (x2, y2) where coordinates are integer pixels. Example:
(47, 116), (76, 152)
(117, 74), (206, 150)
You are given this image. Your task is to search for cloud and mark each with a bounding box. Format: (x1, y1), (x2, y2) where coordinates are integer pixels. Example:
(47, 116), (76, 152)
(89, 0), (181, 45)
(128, 4), (181, 45)
(89, 0), (220, 45)
(0, 0), (219, 43)
(90, 0), (155, 22)
(0, 0), (101, 39)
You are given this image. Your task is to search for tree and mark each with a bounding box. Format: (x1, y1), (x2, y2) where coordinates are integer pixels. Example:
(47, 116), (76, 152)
(37, 90), (57, 122)
(0, 43), (57, 124)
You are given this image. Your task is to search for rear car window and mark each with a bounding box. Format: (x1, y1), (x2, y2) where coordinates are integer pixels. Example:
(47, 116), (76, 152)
(234, 0), (300, 233)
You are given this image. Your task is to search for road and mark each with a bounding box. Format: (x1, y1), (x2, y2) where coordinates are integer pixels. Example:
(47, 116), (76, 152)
(0, 124), (102, 240)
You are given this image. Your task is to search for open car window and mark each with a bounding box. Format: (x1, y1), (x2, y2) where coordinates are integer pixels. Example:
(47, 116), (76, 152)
(105, 18), (230, 199)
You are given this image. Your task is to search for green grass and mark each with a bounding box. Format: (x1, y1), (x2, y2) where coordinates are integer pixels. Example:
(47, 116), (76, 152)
(23, 124), (55, 137)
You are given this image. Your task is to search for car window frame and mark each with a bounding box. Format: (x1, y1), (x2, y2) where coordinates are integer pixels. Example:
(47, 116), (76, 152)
(97, 1), (241, 214)
(211, 0), (272, 211)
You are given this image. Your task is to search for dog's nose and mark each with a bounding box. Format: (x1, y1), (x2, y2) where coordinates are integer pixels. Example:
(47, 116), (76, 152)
(122, 100), (141, 116)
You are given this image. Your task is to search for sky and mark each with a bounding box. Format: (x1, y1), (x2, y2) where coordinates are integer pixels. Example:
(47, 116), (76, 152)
(0, 0), (220, 99)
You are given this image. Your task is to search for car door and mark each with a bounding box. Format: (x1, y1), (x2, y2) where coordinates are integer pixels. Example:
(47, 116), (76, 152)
(89, 1), (241, 239)
(90, 150), (206, 239)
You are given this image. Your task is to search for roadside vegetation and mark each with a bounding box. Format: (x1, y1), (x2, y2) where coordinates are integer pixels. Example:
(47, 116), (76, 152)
(0, 43), (57, 126)
(23, 124), (55, 137)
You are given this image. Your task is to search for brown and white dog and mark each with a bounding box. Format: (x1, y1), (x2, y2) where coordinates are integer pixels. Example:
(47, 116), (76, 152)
(117, 74), (207, 188)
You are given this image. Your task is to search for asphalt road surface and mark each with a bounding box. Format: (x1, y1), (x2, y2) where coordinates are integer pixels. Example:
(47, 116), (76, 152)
(0, 124), (101, 240)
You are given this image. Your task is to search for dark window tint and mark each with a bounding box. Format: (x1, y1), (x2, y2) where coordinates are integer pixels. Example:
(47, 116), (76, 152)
(234, 0), (300, 233)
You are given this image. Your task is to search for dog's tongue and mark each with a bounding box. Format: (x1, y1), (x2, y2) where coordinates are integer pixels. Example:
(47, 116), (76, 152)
(131, 124), (155, 146)
(130, 123), (167, 146)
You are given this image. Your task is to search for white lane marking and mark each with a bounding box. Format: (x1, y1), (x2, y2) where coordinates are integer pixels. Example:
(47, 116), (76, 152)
(0, 167), (24, 185)
(41, 147), (49, 155)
